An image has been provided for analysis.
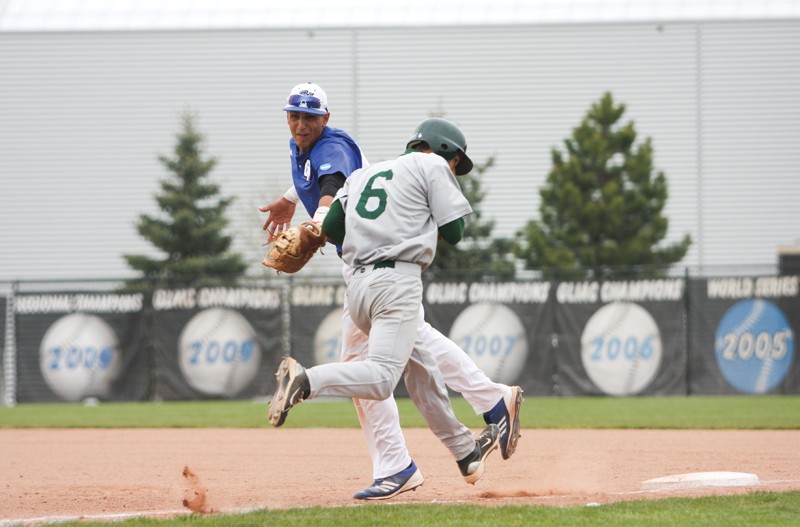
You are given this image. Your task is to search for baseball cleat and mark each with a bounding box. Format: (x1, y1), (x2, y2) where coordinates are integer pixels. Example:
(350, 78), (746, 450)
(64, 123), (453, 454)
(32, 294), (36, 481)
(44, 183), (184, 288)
(483, 386), (524, 460)
(267, 356), (309, 427)
(353, 461), (424, 500)
(457, 423), (500, 484)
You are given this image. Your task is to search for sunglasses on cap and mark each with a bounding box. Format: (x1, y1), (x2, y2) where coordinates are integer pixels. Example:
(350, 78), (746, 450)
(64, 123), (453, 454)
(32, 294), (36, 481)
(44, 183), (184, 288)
(287, 94), (324, 109)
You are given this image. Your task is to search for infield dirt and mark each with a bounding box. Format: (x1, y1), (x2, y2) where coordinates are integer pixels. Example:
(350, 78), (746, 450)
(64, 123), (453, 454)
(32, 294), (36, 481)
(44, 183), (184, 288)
(2, 428), (799, 523)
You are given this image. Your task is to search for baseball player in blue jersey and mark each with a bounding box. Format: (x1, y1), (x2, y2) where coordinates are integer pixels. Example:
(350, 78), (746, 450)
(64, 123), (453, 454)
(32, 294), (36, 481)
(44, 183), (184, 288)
(261, 83), (523, 500)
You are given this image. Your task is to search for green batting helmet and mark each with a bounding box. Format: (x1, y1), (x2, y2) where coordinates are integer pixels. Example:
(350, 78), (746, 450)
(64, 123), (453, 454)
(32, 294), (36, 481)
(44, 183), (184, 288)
(406, 118), (474, 175)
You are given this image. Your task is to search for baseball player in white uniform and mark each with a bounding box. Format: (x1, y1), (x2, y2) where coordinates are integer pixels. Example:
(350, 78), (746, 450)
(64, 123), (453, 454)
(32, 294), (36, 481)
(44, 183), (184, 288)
(262, 85), (523, 500)
(268, 117), (520, 498)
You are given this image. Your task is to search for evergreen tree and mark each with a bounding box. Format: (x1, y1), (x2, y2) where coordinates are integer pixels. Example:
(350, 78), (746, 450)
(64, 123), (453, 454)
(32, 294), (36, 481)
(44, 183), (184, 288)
(514, 92), (691, 279)
(124, 112), (247, 288)
(425, 156), (516, 280)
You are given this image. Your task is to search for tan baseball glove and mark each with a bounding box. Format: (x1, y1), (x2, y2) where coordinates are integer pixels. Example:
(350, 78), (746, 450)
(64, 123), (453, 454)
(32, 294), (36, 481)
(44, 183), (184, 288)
(261, 221), (328, 274)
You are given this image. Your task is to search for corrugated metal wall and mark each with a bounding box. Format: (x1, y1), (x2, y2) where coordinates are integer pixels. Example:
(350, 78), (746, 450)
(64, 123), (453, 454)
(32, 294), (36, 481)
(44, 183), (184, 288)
(698, 22), (800, 268)
(1, 20), (798, 280)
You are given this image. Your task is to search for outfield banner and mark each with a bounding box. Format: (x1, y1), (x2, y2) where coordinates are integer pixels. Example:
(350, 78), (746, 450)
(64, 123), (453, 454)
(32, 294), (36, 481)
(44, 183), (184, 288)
(687, 276), (799, 394)
(150, 286), (283, 400)
(288, 280), (347, 370)
(13, 292), (149, 402)
(554, 279), (687, 396)
(422, 280), (555, 396)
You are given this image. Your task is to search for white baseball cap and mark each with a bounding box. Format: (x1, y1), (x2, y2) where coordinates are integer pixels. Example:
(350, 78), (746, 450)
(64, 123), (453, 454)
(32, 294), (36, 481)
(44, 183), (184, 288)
(283, 82), (329, 115)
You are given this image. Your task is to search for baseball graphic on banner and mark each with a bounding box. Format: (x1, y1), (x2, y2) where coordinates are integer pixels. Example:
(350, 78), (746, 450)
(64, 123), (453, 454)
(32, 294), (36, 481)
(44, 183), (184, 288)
(580, 302), (663, 396)
(39, 313), (122, 402)
(178, 308), (261, 397)
(314, 308), (343, 366)
(449, 303), (528, 385)
(714, 299), (794, 394)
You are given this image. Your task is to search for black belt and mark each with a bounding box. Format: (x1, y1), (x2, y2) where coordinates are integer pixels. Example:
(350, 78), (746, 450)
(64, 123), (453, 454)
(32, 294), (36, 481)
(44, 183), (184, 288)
(373, 261), (395, 269)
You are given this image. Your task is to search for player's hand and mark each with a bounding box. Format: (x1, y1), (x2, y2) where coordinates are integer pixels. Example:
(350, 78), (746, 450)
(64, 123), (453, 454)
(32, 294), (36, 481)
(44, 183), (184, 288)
(260, 197), (297, 242)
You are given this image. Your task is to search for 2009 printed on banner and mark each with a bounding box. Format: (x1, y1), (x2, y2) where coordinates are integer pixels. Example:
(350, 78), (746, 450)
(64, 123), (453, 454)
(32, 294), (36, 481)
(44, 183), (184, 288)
(39, 308), (263, 400)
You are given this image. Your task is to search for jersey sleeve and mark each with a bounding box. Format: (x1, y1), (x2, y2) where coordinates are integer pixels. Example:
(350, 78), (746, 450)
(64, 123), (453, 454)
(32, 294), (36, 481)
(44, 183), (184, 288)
(322, 198), (346, 246)
(312, 139), (361, 180)
(426, 158), (473, 226)
(333, 177), (350, 210)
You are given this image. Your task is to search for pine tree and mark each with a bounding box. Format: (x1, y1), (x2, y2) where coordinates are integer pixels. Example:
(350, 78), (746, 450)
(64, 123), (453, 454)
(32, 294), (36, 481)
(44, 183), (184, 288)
(425, 156), (516, 280)
(124, 112), (247, 288)
(514, 92), (691, 279)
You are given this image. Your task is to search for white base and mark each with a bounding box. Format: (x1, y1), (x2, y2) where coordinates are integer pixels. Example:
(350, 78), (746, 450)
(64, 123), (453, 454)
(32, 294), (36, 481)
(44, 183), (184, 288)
(641, 471), (759, 491)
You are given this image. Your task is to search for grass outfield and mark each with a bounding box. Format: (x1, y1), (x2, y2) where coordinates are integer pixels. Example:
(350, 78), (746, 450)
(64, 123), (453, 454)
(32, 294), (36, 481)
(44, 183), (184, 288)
(1, 395), (799, 429)
(3, 396), (799, 526)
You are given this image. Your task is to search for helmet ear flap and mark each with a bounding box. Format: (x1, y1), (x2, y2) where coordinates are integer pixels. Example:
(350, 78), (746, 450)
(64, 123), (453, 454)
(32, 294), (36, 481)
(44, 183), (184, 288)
(408, 140), (428, 151)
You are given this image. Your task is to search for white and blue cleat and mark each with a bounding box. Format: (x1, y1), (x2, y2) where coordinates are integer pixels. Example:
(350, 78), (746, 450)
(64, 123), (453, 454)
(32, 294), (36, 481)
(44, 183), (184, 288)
(353, 461), (424, 500)
(457, 423), (500, 484)
(482, 386), (524, 460)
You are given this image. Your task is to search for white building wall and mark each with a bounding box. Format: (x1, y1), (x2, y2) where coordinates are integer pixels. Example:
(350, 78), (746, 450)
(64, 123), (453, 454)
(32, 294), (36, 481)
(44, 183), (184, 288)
(698, 21), (800, 269)
(0, 19), (798, 280)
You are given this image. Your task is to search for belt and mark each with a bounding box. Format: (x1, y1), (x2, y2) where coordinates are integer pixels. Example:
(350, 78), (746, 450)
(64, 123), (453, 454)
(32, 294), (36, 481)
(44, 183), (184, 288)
(352, 260), (421, 277)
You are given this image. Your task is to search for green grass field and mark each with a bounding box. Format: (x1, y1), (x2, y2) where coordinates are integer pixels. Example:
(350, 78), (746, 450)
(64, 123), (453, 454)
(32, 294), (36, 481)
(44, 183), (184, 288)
(3, 396), (799, 526)
(2, 395), (799, 429)
(54, 492), (800, 527)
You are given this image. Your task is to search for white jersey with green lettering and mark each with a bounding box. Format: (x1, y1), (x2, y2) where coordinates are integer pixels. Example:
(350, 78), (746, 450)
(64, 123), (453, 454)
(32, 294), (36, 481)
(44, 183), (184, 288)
(334, 151), (472, 269)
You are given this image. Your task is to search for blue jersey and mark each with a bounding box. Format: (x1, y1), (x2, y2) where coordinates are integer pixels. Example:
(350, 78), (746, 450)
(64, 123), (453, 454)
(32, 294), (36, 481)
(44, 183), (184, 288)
(290, 126), (364, 218)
